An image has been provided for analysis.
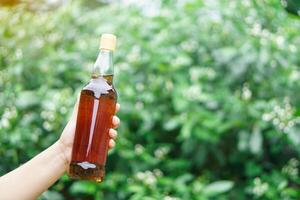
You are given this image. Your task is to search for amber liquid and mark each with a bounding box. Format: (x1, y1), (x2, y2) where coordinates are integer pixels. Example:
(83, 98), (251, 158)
(69, 75), (117, 182)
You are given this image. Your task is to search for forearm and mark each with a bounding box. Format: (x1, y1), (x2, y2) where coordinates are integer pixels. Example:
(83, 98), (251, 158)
(0, 141), (68, 200)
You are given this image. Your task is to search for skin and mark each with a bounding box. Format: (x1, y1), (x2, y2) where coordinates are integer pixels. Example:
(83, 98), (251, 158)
(0, 99), (120, 200)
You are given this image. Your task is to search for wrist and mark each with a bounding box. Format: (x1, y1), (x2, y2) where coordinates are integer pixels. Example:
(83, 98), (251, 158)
(55, 140), (71, 172)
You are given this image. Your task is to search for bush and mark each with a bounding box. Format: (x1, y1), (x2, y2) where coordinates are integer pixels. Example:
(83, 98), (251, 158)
(0, 0), (300, 199)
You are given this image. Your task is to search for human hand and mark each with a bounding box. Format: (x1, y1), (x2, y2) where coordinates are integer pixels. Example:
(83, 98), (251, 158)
(58, 96), (120, 170)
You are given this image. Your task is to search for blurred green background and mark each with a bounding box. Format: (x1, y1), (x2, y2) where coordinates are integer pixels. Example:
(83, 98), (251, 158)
(0, 0), (300, 199)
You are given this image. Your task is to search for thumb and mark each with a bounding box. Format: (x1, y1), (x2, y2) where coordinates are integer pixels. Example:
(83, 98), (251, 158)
(70, 93), (80, 121)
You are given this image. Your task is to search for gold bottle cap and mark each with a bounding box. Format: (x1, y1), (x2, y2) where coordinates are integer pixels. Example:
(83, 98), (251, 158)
(99, 33), (117, 51)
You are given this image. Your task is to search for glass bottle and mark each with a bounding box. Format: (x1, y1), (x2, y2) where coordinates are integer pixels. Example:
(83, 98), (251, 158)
(68, 34), (117, 182)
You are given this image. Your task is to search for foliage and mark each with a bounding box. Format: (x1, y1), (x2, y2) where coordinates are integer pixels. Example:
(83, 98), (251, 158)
(283, 0), (300, 16)
(0, 0), (300, 199)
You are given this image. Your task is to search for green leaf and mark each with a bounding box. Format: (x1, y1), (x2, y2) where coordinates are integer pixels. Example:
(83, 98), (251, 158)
(70, 181), (97, 195)
(39, 191), (64, 200)
(284, 0), (300, 16)
(287, 127), (300, 146)
(249, 126), (262, 155)
(204, 181), (234, 196)
(238, 131), (249, 151)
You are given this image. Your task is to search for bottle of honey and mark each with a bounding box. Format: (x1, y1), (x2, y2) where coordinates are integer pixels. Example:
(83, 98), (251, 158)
(68, 34), (117, 182)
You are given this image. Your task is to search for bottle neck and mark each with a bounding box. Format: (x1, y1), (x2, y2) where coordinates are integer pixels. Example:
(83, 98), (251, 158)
(92, 49), (114, 78)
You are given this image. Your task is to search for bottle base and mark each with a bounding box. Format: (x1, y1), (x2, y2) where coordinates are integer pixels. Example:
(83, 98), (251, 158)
(68, 161), (105, 182)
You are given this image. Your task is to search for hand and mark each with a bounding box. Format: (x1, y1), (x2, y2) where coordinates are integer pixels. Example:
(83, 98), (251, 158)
(58, 96), (120, 170)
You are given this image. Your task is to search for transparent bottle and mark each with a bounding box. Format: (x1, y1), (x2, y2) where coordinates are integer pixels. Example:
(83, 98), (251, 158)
(69, 34), (117, 182)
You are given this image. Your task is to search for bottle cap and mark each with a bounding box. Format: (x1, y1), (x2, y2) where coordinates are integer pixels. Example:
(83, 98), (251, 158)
(99, 33), (117, 51)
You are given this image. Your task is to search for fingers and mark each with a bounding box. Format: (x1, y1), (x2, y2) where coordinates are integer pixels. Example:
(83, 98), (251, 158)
(108, 129), (117, 149)
(108, 139), (115, 149)
(112, 116), (120, 128)
(109, 103), (120, 150)
(115, 103), (120, 114)
(109, 128), (118, 139)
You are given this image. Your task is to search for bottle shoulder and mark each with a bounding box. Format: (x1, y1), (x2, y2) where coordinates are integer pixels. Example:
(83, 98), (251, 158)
(81, 77), (117, 99)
